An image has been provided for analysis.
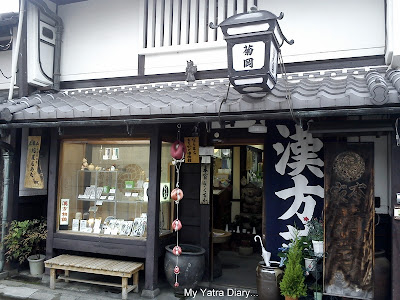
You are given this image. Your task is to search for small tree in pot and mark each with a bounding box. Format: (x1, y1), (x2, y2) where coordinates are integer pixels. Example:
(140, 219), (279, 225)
(2, 218), (47, 275)
(279, 232), (307, 300)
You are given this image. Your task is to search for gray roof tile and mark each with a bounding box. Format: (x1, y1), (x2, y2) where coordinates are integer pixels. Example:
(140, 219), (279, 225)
(1, 66), (399, 122)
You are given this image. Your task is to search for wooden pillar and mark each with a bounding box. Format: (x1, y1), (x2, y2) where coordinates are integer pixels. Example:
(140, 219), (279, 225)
(391, 132), (400, 300)
(46, 129), (59, 259)
(141, 125), (161, 298)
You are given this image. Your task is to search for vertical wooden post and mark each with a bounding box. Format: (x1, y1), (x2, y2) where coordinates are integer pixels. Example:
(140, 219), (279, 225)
(391, 132), (400, 300)
(141, 125), (161, 298)
(46, 129), (59, 260)
(64, 270), (69, 283)
(121, 277), (128, 300)
(49, 268), (56, 289)
(133, 272), (139, 292)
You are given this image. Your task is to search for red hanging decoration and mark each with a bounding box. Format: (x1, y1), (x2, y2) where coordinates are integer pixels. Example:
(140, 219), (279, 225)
(173, 245), (182, 256)
(174, 281), (179, 287)
(172, 219), (182, 231)
(174, 266), (180, 274)
(171, 188), (184, 202)
(170, 141), (187, 160)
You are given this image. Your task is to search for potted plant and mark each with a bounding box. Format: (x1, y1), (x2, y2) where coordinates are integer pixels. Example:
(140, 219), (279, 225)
(279, 232), (307, 300)
(304, 216), (324, 257)
(301, 236), (317, 273)
(2, 218), (47, 275)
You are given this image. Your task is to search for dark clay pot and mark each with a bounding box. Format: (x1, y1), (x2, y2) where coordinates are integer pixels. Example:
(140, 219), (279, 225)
(164, 244), (205, 291)
(374, 250), (390, 300)
(256, 261), (283, 300)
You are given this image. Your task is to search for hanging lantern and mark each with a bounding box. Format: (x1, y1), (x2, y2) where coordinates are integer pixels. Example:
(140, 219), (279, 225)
(172, 219), (182, 231)
(170, 141), (187, 160)
(171, 188), (184, 202)
(210, 7), (294, 97)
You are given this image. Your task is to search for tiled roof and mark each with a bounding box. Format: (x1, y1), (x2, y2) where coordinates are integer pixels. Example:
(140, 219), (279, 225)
(2, 66), (400, 123)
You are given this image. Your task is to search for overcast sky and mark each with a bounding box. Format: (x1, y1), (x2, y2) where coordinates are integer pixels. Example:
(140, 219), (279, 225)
(0, 0), (19, 14)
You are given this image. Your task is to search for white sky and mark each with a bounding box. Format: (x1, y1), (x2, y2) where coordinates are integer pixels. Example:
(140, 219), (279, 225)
(0, 0), (19, 14)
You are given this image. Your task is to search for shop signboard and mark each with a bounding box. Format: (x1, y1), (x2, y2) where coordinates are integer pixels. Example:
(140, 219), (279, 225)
(184, 137), (199, 163)
(24, 136), (44, 189)
(265, 122), (324, 258)
(200, 164), (210, 204)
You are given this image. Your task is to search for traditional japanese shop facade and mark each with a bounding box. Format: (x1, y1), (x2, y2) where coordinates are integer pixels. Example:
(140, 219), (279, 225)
(1, 64), (399, 298)
(1, 0), (399, 298)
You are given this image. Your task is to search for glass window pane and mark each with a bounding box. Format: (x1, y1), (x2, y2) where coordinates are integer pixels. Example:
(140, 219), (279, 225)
(57, 139), (150, 239)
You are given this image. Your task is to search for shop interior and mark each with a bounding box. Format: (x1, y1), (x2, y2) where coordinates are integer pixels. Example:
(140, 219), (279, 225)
(211, 145), (264, 289)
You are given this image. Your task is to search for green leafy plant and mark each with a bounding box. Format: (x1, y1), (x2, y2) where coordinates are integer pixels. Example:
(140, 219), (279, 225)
(300, 235), (314, 259)
(2, 218), (47, 264)
(279, 231), (307, 299)
(304, 216), (324, 241)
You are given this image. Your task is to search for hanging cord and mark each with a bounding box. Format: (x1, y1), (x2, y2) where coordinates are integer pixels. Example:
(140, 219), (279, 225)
(395, 118), (400, 146)
(0, 30), (13, 51)
(218, 83), (231, 127)
(278, 51), (300, 126)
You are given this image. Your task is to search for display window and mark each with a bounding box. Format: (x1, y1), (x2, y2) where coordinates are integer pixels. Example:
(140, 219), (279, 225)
(57, 139), (173, 238)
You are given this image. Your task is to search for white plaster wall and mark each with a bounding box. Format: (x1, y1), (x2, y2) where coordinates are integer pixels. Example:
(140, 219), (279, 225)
(58, 0), (140, 81)
(56, 0), (385, 80)
(258, 0), (385, 62)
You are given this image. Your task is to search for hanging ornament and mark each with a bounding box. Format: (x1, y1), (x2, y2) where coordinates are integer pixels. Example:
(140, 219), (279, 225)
(171, 124), (184, 288)
(174, 266), (180, 275)
(173, 245), (182, 256)
(171, 188), (184, 202)
(170, 141), (187, 160)
(172, 219), (182, 231)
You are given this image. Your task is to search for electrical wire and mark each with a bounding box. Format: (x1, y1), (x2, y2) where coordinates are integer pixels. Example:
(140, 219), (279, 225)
(0, 68), (18, 79)
(395, 118), (399, 146)
(0, 29), (13, 51)
(0, 69), (11, 79)
(278, 51), (300, 126)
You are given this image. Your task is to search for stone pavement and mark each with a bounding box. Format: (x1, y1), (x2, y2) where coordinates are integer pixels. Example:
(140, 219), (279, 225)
(0, 271), (258, 300)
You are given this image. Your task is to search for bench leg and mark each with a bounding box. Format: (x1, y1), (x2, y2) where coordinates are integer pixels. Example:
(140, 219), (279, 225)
(64, 270), (70, 283)
(50, 269), (56, 289)
(122, 277), (128, 300)
(133, 272), (139, 293)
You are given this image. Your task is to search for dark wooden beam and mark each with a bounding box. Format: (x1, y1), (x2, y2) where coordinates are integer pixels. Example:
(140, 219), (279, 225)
(46, 128), (59, 259)
(391, 132), (399, 300)
(60, 55), (385, 90)
(53, 237), (147, 258)
(49, 0), (87, 5)
(142, 125), (161, 298)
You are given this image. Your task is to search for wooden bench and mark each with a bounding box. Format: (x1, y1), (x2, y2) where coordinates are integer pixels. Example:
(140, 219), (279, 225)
(44, 254), (144, 300)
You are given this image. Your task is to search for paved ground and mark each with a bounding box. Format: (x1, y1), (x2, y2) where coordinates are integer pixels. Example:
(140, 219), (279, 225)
(0, 271), (258, 300)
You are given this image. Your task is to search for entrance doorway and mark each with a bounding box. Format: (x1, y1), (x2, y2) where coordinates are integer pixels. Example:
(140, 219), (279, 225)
(211, 145), (264, 290)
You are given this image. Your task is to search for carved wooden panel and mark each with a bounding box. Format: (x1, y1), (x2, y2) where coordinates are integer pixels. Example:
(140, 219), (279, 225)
(324, 143), (374, 299)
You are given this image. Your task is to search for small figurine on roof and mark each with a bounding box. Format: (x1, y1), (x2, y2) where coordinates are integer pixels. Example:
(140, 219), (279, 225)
(185, 60), (197, 82)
